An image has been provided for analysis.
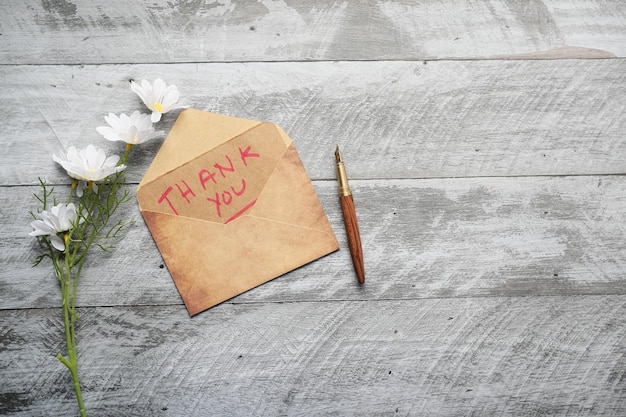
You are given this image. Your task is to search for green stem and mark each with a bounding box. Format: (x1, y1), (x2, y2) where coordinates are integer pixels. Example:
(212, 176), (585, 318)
(58, 233), (86, 417)
(68, 180), (78, 204)
(47, 155), (131, 416)
(119, 143), (133, 166)
(73, 187), (106, 267)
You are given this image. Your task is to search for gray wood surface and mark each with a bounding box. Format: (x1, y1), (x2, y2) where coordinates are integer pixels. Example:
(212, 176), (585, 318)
(2, 0), (625, 63)
(2, 59), (625, 185)
(2, 297), (625, 415)
(4, 175), (626, 310)
(1, 1), (625, 416)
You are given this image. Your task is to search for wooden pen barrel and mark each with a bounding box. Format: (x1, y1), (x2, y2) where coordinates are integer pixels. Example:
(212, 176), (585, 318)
(340, 194), (365, 284)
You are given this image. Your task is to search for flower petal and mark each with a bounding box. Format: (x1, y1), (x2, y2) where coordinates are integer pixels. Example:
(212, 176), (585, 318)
(29, 203), (78, 239)
(162, 87), (180, 110)
(96, 126), (122, 142)
(131, 80), (150, 107)
(104, 154), (121, 167)
(50, 234), (66, 251)
(152, 78), (166, 101)
(29, 219), (54, 236)
(53, 145), (123, 182)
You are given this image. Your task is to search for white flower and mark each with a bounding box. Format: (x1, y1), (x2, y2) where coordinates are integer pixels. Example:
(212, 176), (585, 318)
(53, 144), (126, 183)
(130, 78), (188, 122)
(96, 110), (164, 145)
(29, 203), (81, 251)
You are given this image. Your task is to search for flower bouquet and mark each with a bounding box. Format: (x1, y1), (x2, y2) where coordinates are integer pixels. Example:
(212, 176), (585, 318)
(29, 79), (186, 416)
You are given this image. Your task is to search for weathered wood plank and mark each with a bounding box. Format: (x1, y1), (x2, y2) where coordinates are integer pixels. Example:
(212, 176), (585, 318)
(4, 175), (625, 310)
(1, 0), (624, 64)
(2, 2), (624, 416)
(1, 59), (625, 186)
(1, 297), (625, 415)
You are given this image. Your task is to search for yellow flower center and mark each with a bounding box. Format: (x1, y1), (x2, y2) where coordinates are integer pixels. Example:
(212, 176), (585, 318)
(154, 103), (163, 112)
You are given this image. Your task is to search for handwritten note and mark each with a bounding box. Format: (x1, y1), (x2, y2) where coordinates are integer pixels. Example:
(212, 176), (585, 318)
(157, 144), (261, 223)
(138, 122), (287, 223)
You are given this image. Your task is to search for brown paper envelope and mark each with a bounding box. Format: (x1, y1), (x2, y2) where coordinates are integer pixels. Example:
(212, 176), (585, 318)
(137, 109), (339, 316)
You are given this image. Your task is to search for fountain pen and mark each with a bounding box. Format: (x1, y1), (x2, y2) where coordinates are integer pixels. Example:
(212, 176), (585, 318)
(335, 145), (365, 284)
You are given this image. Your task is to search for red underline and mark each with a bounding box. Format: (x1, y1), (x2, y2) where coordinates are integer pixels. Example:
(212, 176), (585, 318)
(224, 199), (257, 224)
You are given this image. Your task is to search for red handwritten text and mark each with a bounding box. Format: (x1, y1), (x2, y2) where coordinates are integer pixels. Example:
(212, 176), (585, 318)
(157, 146), (261, 221)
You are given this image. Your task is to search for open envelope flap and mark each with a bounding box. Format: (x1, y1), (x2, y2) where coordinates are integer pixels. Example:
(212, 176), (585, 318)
(140, 109), (261, 187)
(137, 121), (290, 221)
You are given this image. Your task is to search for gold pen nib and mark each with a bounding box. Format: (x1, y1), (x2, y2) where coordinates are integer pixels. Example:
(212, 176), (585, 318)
(335, 145), (343, 163)
(335, 145), (350, 197)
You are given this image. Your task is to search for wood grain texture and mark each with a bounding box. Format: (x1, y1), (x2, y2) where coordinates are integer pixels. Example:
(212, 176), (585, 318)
(1, 59), (625, 186)
(1, 0), (625, 64)
(5, 175), (625, 310)
(1, 297), (625, 415)
(339, 194), (365, 284)
(2, 1), (625, 415)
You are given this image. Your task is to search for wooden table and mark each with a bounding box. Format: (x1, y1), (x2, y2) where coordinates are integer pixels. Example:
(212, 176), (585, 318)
(2, 1), (625, 415)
